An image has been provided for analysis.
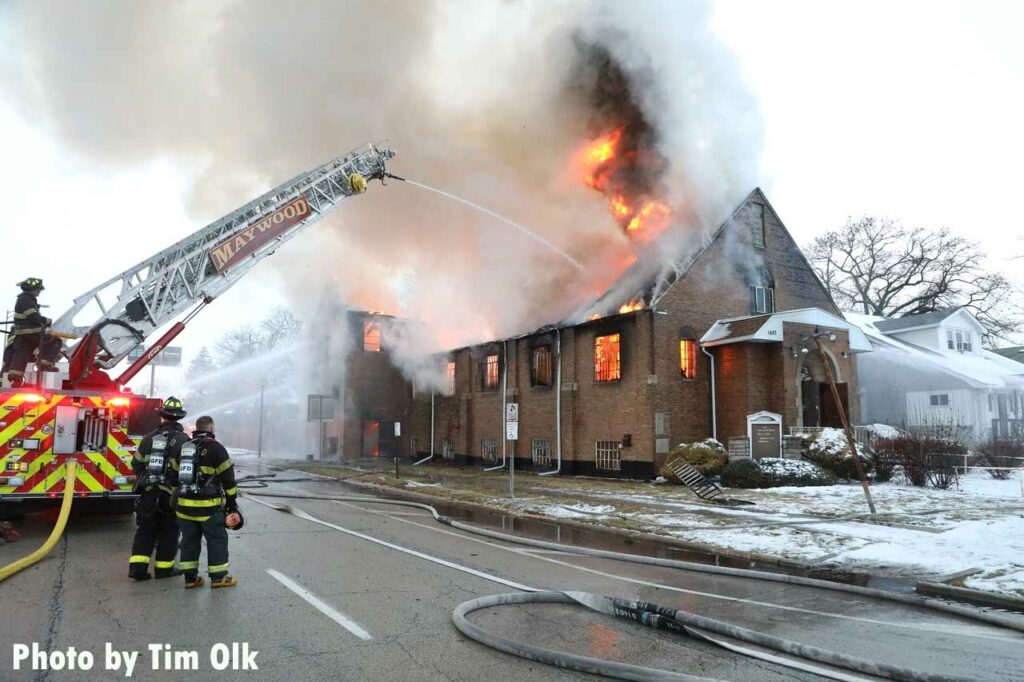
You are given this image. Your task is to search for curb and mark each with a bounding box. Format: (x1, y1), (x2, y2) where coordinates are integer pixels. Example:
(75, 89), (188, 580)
(915, 581), (1024, 613)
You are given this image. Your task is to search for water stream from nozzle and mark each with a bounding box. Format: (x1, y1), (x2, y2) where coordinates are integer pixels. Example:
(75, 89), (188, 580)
(398, 178), (584, 270)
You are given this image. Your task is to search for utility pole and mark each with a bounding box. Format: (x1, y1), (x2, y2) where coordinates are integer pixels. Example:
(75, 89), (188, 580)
(812, 333), (876, 514)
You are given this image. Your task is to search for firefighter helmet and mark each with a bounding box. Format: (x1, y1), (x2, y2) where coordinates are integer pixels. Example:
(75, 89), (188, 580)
(17, 277), (44, 292)
(225, 510), (245, 530)
(160, 396), (187, 420)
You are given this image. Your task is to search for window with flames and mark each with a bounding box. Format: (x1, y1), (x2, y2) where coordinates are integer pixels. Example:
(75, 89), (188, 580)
(363, 319), (382, 352)
(446, 360), (456, 396)
(594, 334), (621, 382)
(480, 354), (499, 391)
(679, 339), (697, 379)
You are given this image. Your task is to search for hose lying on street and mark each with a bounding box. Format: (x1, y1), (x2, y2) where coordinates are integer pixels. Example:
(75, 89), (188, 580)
(245, 488), (1020, 682)
(0, 461), (77, 583)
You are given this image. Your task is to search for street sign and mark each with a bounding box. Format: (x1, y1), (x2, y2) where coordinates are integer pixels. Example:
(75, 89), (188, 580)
(127, 345), (182, 367)
(505, 402), (519, 441)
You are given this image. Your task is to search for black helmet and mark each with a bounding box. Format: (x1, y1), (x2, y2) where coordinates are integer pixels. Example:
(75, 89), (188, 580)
(17, 277), (44, 292)
(160, 396), (187, 420)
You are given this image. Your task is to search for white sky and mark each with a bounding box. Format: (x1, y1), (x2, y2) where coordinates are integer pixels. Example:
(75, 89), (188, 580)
(0, 0), (1021, 394)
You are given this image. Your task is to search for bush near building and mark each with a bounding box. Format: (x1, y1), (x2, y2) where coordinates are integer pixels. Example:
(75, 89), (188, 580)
(800, 428), (874, 481)
(660, 439), (728, 482)
(874, 433), (966, 488)
(976, 441), (1024, 480)
(721, 458), (835, 489)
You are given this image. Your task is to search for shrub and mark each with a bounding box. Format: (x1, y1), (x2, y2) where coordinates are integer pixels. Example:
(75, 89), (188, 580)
(875, 433), (966, 488)
(870, 451), (895, 483)
(662, 439), (728, 482)
(803, 428), (873, 481)
(720, 457), (834, 489)
(976, 441), (1024, 480)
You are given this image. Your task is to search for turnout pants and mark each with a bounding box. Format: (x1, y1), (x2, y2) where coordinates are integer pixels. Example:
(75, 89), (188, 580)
(178, 509), (229, 579)
(2, 334), (62, 378)
(129, 490), (180, 578)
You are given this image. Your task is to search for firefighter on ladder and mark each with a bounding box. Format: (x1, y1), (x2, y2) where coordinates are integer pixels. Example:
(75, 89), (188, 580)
(129, 397), (189, 581)
(172, 415), (241, 588)
(2, 278), (63, 387)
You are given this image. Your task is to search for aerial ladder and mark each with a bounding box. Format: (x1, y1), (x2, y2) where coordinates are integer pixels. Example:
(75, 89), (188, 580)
(0, 142), (394, 513)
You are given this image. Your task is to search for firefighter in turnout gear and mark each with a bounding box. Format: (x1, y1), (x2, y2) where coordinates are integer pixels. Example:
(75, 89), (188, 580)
(172, 415), (239, 588)
(129, 397), (189, 580)
(2, 278), (63, 387)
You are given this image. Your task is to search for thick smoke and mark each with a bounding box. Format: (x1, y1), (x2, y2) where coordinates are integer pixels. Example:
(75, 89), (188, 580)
(2, 0), (762, 386)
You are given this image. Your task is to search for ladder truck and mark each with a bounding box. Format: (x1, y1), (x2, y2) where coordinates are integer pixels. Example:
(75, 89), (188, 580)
(0, 143), (395, 514)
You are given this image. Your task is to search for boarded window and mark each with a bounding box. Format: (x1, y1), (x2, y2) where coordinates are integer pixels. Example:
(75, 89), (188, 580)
(595, 440), (622, 471)
(750, 286), (775, 314)
(532, 439), (552, 466)
(481, 438), (497, 463)
(752, 203), (766, 249)
(532, 345), (553, 386)
(446, 360), (456, 396)
(480, 354), (499, 390)
(363, 320), (382, 352)
(594, 334), (621, 382)
(679, 339), (697, 379)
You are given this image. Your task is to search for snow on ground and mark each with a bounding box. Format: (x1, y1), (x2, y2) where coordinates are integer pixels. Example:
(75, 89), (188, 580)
(964, 565), (1024, 598)
(532, 503), (617, 519)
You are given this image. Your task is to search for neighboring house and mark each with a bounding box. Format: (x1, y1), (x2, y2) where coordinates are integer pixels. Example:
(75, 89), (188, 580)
(994, 346), (1024, 363)
(850, 308), (1024, 442)
(398, 188), (869, 478)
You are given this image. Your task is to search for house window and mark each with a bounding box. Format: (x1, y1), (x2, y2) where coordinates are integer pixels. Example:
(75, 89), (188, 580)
(595, 440), (622, 471)
(532, 345), (553, 387)
(363, 320), (382, 352)
(946, 329), (955, 350)
(445, 360), (456, 396)
(442, 438), (455, 460)
(929, 394), (950, 407)
(752, 203), (766, 249)
(679, 339), (697, 379)
(594, 334), (621, 382)
(751, 286), (775, 314)
(532, 439), (552, 466)
(480, 354), (499, 391)
(481, 438), (497, 463)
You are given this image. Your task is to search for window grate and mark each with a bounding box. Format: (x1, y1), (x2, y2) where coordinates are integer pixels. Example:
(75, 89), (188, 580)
(442, 438), (455, 460)
(595, 440), (622, 471)
(481, 438), (497, 463)
(532, 439), (552, 466)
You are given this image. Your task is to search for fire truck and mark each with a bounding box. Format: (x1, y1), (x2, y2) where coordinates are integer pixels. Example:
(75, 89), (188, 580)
(0, 143), (395, 516)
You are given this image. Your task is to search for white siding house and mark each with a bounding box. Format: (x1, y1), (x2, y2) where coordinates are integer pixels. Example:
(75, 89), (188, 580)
(850, 308), (1024, 441)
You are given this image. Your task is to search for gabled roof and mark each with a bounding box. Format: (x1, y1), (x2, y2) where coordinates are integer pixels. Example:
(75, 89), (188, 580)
(993, 346), (1024, 362)
(874, 307), (962, 333)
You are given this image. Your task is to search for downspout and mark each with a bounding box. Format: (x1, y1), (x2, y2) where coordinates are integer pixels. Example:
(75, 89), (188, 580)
(413, 391), (434, 465)
(701, 345), (717, 441)
(485, 341), (508, 472)
(540, 329), (562, 476)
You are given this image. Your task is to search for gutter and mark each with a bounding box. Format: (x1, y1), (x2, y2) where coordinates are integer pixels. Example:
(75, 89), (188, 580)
(413, 391), (435, 465)
(701, 344), (717, 440)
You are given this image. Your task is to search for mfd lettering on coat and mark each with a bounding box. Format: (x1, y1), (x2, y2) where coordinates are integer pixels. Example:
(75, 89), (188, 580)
(208, 196), (311, 273)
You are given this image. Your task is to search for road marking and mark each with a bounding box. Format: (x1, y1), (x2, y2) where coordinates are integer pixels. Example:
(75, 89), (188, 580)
(248, 496), (534, 593)
(265, 569), (373, 641)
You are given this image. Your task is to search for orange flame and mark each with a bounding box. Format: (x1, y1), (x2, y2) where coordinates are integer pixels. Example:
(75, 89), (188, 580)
(618, 299), (644, 314)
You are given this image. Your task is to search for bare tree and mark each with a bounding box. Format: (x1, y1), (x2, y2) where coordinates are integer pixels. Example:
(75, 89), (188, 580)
(808, 217), (1021, 344)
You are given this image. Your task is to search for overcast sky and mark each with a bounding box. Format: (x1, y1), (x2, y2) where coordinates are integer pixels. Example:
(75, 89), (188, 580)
(1, 1), (1021, 394)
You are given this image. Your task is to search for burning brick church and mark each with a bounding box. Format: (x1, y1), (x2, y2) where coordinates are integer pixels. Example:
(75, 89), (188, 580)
(320, 187), (871, 478)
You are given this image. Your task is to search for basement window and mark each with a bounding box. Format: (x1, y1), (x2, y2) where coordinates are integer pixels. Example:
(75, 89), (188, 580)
(481, 438), (497, 463)
(595, 440), (622, 471)
(446, 360), (456, 396)
(480, 354), (500, 391)
(594, 334), (621, 382)
(679, 339), (697, 379)
(363, 320), (382, 352)
(532, 439), (552, 466)
(532, 345), (553, 387)
(751, 286), (775, 315)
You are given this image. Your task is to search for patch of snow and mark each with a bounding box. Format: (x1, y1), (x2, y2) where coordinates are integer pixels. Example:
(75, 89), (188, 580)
(405, 480), (442, 488)
(807, 428), (867, 459)
(537, 503), (616, 519)
(864, 423), (902, 438)
(757, 458), (825, 477)
(963, 565), (1024, 598)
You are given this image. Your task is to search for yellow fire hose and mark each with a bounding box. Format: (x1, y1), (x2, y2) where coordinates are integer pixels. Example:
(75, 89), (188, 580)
(0, 461), (77, 582)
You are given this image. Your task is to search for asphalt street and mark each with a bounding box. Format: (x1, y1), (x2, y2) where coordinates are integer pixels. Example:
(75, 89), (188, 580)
(1, 457), (1022, 681)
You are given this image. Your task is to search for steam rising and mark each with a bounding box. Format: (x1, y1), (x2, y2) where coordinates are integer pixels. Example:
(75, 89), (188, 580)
(3, 0), (762, 385)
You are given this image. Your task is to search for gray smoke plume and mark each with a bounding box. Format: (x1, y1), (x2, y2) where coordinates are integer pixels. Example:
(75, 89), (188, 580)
(2, 0), (762, 385)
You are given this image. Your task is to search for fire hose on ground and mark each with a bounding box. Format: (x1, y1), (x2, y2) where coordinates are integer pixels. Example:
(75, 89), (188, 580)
(0, 461), (77, 583)
(240, 483), (1022, 682)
